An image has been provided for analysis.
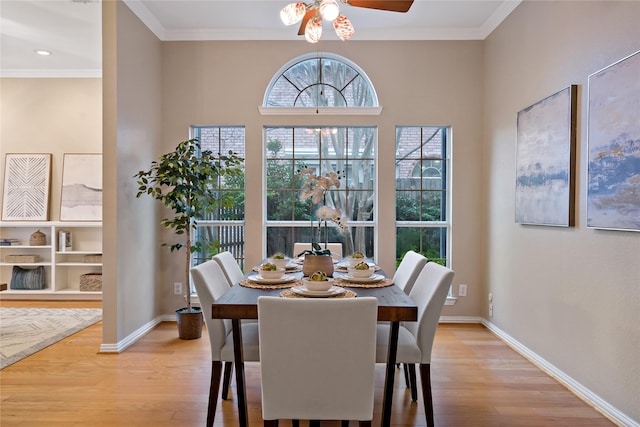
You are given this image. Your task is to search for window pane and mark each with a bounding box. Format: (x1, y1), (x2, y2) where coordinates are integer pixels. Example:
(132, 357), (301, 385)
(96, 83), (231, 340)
(396, 227), (447, 265)
(192, 125), (246, 269)
(422, 191), (445, 221)
(266, 126), (376, 254)
(396, 126), (450, 267)
(266, 54), (378, 108)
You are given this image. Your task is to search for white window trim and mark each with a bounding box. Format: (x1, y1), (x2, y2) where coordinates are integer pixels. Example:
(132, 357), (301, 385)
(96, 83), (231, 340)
(258, 106), (382, 116)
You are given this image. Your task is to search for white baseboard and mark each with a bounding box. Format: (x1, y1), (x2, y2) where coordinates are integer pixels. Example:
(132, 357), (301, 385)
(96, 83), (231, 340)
(99, 315), (164, 353)
(480, 319), (637, 427)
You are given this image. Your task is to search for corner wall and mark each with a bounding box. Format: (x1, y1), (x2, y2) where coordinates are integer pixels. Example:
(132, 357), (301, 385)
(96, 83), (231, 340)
(102, 0), (163, 347)
(483, 1), (640, 422)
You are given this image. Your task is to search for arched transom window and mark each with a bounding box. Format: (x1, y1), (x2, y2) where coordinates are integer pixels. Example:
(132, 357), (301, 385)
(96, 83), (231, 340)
(263, 52), (379, 109)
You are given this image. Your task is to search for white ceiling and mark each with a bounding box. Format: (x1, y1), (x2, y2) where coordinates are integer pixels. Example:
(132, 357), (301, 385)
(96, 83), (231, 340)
(0, 0), (521, 78)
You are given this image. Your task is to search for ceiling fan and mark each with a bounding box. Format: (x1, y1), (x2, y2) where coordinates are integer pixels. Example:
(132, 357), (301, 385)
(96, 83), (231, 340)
(280, 0), (415, 43)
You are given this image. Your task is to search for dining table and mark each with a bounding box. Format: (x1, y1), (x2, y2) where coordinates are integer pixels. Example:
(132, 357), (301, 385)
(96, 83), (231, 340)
(210, 260), (418, 427)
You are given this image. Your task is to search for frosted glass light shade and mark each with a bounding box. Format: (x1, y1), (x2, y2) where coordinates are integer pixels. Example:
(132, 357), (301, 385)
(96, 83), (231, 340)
(333, 15), (355, 41)
(304, 15), (322, 43)
(280, 2), (306, 25)
(319, 0), (340, 21)
(305, 15), (323, 43)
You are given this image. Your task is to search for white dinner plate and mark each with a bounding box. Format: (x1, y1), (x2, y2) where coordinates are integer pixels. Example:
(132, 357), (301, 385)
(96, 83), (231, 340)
(290, 285), (346, 298)
(340, 273), (385, 283)
(284, 264), (300, 270)
(248, 274), (297, 284)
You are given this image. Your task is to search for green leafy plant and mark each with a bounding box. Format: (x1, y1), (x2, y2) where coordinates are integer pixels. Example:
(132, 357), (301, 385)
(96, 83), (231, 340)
(134, 138), (244, 312)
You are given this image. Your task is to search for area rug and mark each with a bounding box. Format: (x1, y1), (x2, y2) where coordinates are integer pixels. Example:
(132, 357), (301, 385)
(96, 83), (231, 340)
(0, 307), (102, 369)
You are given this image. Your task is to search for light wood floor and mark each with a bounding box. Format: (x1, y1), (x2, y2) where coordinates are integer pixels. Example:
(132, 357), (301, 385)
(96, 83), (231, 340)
(0, 301), (615, 427)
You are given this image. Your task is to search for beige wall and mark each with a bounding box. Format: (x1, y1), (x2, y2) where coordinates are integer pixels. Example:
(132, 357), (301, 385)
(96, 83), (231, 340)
(102, 0), (163, 346)
(0, 78), (102, 217)
(484, 1), (640, 422)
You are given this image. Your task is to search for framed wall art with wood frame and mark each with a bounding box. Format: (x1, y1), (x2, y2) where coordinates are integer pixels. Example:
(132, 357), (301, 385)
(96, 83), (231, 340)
(515, 85), (578, 227)
(2, 153), (52, 221)
(587, 50), (640, 232)
(60, 153), (103, 221)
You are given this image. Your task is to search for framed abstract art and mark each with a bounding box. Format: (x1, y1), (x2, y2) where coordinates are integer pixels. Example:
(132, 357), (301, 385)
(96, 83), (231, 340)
(60, 153), (103, 221)
(515, 85), (578, 226)
(2, 153), (52, 221)
(587, 50), (640, 231)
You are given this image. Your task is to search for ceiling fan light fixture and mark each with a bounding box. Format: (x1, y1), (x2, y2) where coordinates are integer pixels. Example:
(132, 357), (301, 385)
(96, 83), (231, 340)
(333, 15), (354, 41)
(319, 0), (340, 21)
(280, 2), (306, 25)
(304, 15), (323, 43)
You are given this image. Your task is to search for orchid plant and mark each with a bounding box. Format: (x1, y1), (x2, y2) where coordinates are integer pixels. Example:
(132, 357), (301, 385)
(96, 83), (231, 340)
(298, 167), (348, 256)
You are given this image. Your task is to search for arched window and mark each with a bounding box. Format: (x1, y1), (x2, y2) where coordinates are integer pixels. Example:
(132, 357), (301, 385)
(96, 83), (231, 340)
(262, 52), (379, 111)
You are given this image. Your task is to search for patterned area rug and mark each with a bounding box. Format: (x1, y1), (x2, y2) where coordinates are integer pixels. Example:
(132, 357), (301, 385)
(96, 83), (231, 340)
(0, 307), (102, 369)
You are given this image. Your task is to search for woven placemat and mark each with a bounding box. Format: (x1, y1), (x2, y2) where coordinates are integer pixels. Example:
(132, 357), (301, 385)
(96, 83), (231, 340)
(240, 279), (301, 290)
(280, 289), (357, 299)
(332, 277), (394, 288)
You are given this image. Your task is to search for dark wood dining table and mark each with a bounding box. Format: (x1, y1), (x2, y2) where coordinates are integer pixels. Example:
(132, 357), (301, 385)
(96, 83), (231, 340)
(210, 267), (418, 427)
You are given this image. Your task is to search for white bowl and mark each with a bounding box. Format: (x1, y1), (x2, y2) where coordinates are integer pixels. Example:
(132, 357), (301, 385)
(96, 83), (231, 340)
(268, 257), (290, 269)
(347, 266), (373, 278)
(345, 256), (366, 267)
(259, 267), (286, 280)
(302, 278), (333, 292)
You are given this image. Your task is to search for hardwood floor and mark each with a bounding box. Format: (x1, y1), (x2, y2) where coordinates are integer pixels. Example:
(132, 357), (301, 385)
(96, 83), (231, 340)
(0, 301), (614, 426)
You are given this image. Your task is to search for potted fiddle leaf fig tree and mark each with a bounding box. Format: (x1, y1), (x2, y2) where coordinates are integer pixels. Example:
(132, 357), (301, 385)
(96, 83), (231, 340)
(134, 138), (243, 339)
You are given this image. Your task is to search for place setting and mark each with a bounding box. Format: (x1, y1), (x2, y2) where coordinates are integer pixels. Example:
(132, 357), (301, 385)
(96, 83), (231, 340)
(334, 251), (382, 273)
(251, 253), (302, 273)
(280, 271), (356, 299)
(332, 260), (394, 288)
(241, 261), (301, 289)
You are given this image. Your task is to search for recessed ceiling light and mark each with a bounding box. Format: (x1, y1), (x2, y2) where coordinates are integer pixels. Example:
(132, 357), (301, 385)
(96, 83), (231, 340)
(35, 50), (52, 56)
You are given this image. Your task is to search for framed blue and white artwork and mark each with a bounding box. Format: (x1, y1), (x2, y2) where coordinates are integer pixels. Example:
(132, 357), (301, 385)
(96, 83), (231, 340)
(515, 85), (578, 227)
(587, 51), (640, 232)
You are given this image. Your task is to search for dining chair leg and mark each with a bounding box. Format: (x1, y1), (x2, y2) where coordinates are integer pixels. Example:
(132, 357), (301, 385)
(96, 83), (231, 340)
(408, 363), (418, 402)
(207, 361), (223, 427)
(292, 420), (300, 427)
(358, 422), (371, 427)
(419, 363), (434, 427)
(222, 361), (233, 400)
(310, 420), (321, 427)
(264, 420), (278, 427)
(403, 363), (410, 388)
(342, 421), (349, 427)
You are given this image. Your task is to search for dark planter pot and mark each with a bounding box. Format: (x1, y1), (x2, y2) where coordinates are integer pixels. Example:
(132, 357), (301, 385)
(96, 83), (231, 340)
(175, 307), (203, 340)
(302, 254), (334, 277)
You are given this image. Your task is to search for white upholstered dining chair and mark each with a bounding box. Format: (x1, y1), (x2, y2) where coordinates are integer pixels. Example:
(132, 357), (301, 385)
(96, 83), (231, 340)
(212, 251), (244, 286)
(375, 262), (455, 427)
(393, 250), (428, 295)
(293, 242), (343, 259)
(258, 296), (378, 426)
(392, 250), (428, 394)
(190, 259), (260, 427)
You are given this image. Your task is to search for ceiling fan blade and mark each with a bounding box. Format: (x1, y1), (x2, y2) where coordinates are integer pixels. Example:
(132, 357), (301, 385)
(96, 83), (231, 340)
(298, 10), (315, 35)
(346, 0), (414, 13)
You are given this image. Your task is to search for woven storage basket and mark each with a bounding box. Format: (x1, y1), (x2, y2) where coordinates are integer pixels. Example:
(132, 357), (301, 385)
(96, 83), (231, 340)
(6, 254), (40, 263)
(29, 230), (46, 246)
(83, 254), (102, 263)
(80, 273), (102, 291)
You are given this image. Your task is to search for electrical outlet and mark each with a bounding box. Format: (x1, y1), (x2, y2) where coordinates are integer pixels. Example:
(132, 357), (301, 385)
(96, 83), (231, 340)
(489, 303), (494, 317)
(459, 284), (467, 297)
(173, 282), (182, 295)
